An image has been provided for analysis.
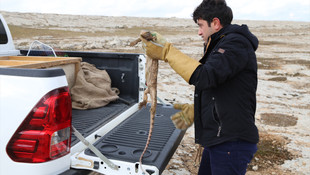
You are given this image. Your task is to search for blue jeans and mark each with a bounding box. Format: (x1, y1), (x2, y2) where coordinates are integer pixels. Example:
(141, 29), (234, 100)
(198, 140), (257, 175)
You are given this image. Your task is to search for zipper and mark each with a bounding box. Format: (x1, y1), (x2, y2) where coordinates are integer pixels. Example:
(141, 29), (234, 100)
(217, 126), (222, 137)
(213, 97), (222, 137)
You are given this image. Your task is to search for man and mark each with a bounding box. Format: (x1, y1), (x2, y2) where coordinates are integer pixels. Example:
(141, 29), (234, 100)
(140, 0), (259, 174)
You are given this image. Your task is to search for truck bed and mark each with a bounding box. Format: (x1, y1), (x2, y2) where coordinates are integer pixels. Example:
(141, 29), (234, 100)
(20, 50), (185, 174)
(20, 50), (142, 146)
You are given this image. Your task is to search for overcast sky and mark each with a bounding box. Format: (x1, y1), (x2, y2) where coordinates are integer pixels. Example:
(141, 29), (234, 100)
(0, 0), (309, 22)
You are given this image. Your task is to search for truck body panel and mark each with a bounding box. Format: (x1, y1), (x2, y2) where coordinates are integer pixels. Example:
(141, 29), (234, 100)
(0, 14), (20, 56)
(0, 68), (70, 175)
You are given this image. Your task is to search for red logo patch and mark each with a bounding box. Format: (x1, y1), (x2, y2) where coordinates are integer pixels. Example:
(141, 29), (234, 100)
(218, 48), (225, 54)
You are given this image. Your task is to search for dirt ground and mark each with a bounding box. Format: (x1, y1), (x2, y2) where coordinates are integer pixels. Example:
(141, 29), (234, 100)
(1, 11), (309, 175)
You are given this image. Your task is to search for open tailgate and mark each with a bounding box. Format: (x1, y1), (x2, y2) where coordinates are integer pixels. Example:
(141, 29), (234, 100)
(71, 103), (185, 175)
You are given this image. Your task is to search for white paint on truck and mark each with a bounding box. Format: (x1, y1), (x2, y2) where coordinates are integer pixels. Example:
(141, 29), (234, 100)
(0, 74), (70, 175)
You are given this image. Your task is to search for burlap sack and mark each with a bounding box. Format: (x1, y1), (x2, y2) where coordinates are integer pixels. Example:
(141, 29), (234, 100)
(71, 62), (119, 110)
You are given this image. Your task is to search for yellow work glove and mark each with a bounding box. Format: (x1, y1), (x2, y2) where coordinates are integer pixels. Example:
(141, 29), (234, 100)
(171, 103), (194, 130)
(141, 31), (200, 83)
(140, 31), (167, 60)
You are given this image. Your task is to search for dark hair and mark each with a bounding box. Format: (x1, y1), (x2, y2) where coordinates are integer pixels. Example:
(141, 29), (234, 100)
(192, 0), (233, 27)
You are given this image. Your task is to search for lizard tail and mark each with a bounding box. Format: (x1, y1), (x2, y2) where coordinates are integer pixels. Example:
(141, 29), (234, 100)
(139, 104), (156, 175)
(139, 127), (153, 175)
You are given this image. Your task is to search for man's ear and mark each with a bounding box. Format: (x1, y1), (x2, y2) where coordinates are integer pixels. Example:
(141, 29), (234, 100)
(212, 17), (223, 31)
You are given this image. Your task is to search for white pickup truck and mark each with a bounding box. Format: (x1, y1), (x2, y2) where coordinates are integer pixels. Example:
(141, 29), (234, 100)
(0, 14), (185, 175)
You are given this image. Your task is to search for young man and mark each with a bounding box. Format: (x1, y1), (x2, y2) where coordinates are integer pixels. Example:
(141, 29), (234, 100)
(141, 0), (259, 174)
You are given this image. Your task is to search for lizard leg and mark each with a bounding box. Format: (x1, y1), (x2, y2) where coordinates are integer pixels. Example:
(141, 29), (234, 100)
(139, 87), (149, 109)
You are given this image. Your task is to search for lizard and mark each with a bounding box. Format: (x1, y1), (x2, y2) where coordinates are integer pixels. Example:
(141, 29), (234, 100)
(130, 30), (158, 174)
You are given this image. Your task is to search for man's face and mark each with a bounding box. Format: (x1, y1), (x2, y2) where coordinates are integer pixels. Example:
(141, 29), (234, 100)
(197, 18), (216, 43)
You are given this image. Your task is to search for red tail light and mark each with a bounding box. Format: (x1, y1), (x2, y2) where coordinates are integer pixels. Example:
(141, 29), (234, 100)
(6, 87), (72, 163)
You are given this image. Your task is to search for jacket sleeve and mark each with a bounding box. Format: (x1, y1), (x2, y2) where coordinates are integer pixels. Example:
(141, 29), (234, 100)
(189, 35), (251, 90)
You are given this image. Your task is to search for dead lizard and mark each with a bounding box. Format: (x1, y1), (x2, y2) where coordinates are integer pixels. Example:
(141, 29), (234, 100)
(130, 30), (158, 174)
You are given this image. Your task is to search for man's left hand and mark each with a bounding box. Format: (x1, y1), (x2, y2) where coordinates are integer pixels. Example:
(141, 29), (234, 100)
(140, 31), (168, 61)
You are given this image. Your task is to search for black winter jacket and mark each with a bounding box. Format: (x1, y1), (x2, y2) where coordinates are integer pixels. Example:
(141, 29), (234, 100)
(189, 24), (259, 147)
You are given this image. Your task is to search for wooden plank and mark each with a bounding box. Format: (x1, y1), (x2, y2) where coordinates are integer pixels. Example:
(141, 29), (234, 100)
(0, 57), (9, 60)
(0, 56), (81, 62)
(0, 60), (39, 67)
(0, 56), (82, 68)
(12, 59), (80, 69)
(0, 56), (82, 90)
(9, 56), (66, 61)
(6, 56), (77, 62)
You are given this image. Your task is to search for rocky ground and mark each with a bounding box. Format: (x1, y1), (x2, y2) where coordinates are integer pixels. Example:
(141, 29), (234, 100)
(1, 11), (309, 175)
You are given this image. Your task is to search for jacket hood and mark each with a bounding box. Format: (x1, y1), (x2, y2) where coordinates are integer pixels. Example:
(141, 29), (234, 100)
(214, 24), (259, 51)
